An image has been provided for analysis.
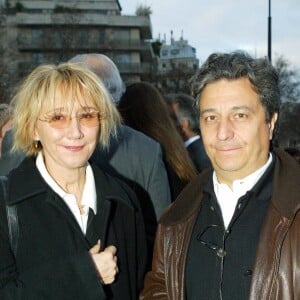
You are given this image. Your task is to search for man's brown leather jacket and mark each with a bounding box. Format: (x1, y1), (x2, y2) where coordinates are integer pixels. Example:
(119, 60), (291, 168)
(140, 149), (300, 299)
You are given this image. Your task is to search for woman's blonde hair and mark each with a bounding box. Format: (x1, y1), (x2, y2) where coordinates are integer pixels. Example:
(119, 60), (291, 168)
(11, 62), (121, 156)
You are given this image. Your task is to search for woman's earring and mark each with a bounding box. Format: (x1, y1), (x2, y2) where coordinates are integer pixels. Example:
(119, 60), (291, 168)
(34, 140), (39, 149)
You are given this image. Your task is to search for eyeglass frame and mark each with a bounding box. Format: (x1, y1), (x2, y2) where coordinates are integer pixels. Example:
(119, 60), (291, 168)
(38, 110), (102, 129)
(196, 224), (227, 258)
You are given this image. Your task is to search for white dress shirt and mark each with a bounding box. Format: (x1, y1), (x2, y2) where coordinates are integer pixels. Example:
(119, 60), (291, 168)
(213, 154), (273, 228)
(36, 152), (97, 234)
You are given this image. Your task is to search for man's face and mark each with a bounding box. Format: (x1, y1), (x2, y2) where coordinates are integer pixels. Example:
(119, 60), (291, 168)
(199, 77), (277, 186)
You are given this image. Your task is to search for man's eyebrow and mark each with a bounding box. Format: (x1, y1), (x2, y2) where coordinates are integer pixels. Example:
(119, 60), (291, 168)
(199, 108), (216, 116)
(231, 105), (255, 113)
(200, 105), (254, 116)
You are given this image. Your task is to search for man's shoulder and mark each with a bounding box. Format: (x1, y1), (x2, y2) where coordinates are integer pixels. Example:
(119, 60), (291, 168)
(110, 125), (162, 161)
(272, 149), (300, 218)
(1, 129), (13, 155)
(117, 125), (160, 149)
(187, 137), (205, 151)
(160, 170), (211, 225)
(90, 125), (164, 181)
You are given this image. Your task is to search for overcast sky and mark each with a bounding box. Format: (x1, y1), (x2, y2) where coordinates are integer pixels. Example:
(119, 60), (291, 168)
(121, 0), (300, 69)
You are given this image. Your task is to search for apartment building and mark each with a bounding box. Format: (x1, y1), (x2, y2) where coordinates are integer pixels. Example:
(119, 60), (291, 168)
(0, 0), (154, 93)
(158, 32), (199, 74)
(152, 32), (199, 93)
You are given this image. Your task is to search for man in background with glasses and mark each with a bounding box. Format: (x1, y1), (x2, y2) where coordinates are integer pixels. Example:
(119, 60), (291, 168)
(141, 51), (300, 300)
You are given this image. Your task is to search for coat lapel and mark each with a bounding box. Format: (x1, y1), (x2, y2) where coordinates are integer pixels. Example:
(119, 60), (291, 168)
(86, 163), (135, 250)
(8, 156), (136, 252)
(45, 192), (86, 241)
(85, 200), (112, 249)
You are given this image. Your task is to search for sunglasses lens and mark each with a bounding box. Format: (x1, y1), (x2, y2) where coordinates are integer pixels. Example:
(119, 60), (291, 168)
(40, 111), (100, 129)
(78, 112), (100, 128)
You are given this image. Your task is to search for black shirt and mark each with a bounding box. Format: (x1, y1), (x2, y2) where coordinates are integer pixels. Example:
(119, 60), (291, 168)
(185, 159), (275, 300)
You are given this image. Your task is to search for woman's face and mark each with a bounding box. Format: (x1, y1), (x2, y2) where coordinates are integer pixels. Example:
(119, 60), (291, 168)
(34, 95), (100, 175)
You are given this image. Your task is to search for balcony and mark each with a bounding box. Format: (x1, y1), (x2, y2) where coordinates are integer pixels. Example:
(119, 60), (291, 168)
(16, 13), (152, 37)
(17, 35), (154, 61)
(116, 62), (153, 75)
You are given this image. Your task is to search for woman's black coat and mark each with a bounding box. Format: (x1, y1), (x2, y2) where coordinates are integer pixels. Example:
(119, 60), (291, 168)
(0, 157), (147, 299)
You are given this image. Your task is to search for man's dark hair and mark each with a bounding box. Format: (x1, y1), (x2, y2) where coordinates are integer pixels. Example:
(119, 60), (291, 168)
(190, 51), (280, 123)
(174, 94), (200, 134)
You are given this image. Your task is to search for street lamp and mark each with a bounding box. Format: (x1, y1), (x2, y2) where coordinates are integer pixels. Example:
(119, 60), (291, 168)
(268, 0), (272, 62)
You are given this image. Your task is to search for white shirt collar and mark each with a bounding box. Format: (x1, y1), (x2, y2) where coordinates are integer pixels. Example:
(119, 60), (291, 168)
(36, 152), (97, 215)
(213, 153), (273, 228)
(184, 135), (200, 148)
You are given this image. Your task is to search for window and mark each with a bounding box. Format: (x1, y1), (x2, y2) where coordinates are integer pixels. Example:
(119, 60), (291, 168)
(161, 50), (168, 56)
(170, 49), (179, 55)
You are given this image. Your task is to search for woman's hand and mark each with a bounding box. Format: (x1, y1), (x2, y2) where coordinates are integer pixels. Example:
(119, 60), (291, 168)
(89, 240), (118, 284)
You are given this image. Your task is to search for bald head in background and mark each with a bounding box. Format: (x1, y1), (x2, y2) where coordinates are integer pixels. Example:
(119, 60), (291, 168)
(69, 54), (125, 104)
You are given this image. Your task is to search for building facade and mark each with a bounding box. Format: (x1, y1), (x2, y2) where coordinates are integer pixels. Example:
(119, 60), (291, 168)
(158, 32), (199, 74)
(152, 32), (199, 94)
(0, 0), (154, 100)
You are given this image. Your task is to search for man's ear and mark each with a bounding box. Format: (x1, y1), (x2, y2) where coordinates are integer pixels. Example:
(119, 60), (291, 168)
(269, 112), (278, 140)
(181, 119), (190, 131)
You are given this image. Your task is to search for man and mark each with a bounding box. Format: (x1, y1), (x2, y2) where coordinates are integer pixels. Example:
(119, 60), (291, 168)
(0, 105), (24, 175)
(69, 54), (171, 265)
(140, 51), (300, 299)
(0, 104), (12, 157)
(0, 130), (25, 175)
(165, 94), (210, 173)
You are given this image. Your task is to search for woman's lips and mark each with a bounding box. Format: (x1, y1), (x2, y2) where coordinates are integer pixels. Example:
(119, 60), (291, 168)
(64, 146), (84, 151)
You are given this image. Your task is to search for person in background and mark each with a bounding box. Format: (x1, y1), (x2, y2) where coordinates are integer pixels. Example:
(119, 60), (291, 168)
(0, 104), (24, 175)
(118, 81), (197, 201)
(0, 63), (147, 299)
(69, 54), (171, 267)
(165, 93), (211, 173)
(0, 103), (13, 158)
(140, 51), (300, 300)
(0, 129), (24, 175)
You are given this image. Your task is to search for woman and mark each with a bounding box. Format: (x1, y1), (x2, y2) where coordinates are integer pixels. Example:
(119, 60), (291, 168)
(118, 82), (197, 201)
(0, 63), (147, 299)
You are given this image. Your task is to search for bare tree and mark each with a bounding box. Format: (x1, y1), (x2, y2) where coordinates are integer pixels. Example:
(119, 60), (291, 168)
(277, 101), (300, 148)
(272, 56), (300, 147)
(274, 55), (300, 103)
(0, 10), (19, 103)
(135, 4), (152, 17)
